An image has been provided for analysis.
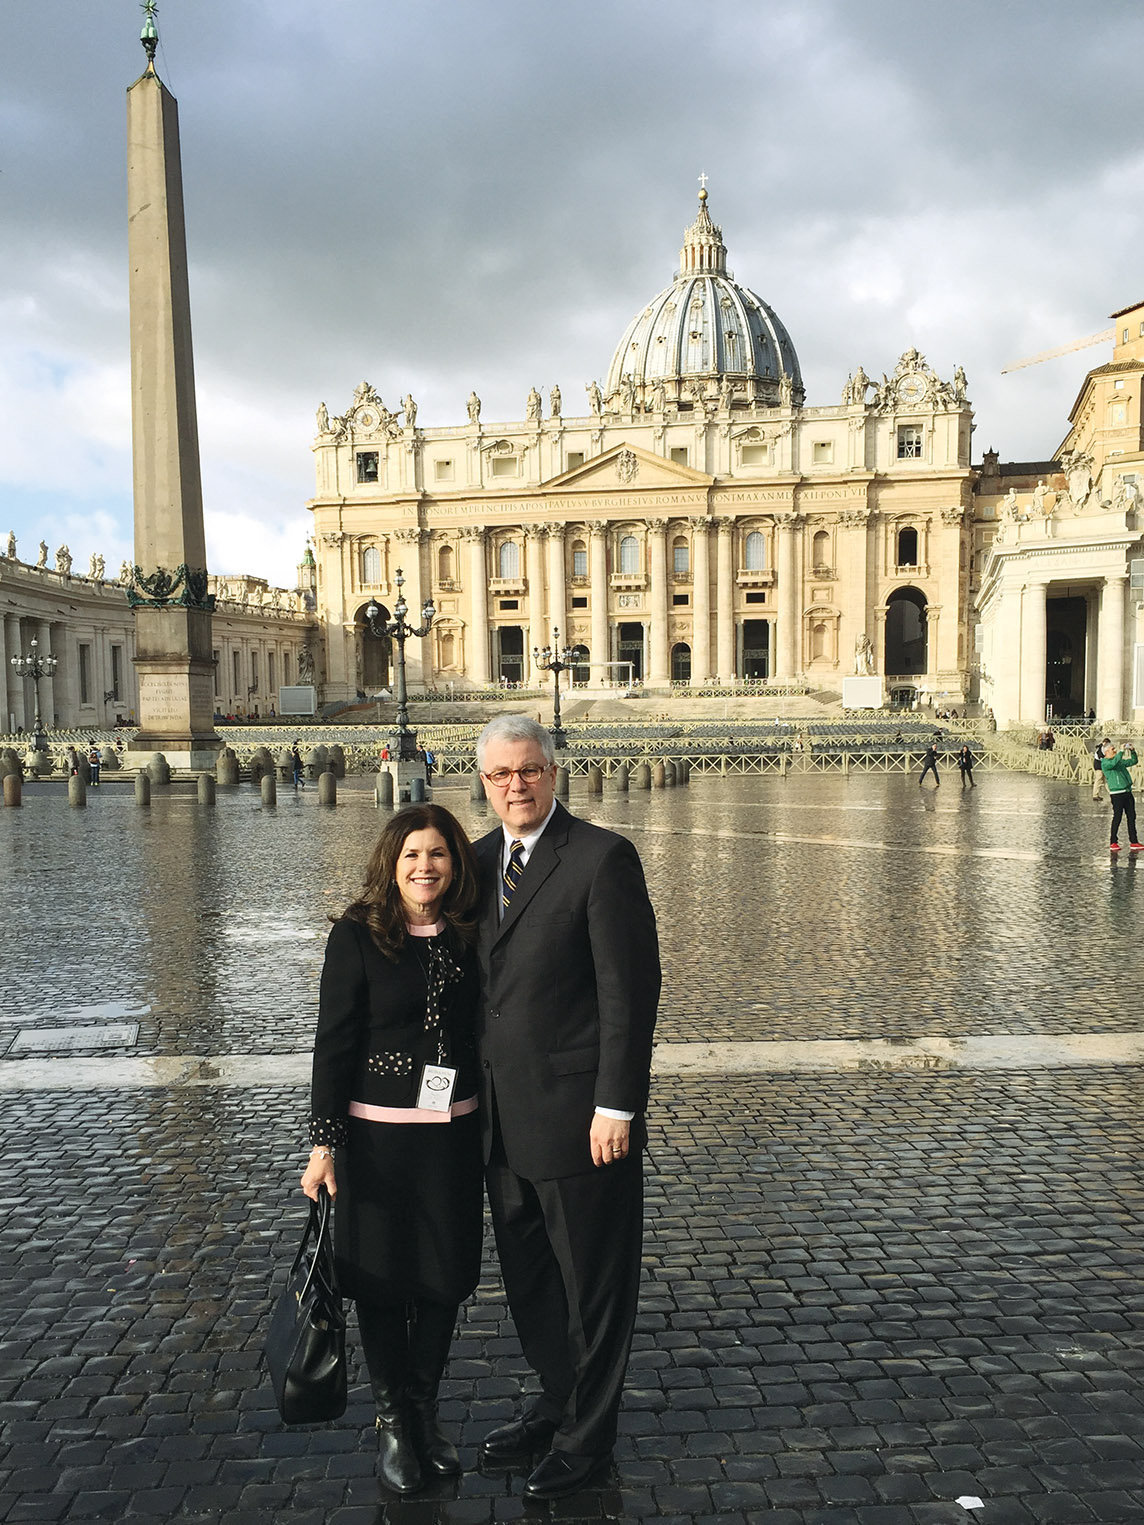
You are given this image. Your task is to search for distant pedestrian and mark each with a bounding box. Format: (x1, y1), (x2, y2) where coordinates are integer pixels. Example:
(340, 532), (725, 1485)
(291, 741), (304, 789)
(1100, 741), (1142, 851)
(956, 745), (975, 788)
(424, 748), (435, 780)
(919, 741), (940, 787)
(1093, 737), (1111, 800)
(65, 746), (79, 776)
(87, 746), (101, 786)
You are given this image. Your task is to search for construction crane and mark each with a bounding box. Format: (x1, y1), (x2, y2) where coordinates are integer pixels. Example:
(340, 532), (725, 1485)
(1001, 327), (1115, 374)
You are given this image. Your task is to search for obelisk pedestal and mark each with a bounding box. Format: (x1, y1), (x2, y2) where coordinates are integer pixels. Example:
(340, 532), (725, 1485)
(125, 39), (219, 772)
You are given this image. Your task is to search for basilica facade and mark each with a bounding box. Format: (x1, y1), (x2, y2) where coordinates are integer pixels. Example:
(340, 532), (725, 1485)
(308, 191), (978, 710)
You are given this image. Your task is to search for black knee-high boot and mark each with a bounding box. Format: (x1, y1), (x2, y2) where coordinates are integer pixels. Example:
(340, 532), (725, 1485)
(405, 1299), (461, 1476)
(357, 1301), (421, 1493)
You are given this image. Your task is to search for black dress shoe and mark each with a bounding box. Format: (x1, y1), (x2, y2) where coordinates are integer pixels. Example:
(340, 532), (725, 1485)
(523, 1449), (612, 1498)
(479, 1411), (557, 1464)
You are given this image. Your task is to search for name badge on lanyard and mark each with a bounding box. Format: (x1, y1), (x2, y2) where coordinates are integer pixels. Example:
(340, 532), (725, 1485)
(417, 1064), (457, 1113)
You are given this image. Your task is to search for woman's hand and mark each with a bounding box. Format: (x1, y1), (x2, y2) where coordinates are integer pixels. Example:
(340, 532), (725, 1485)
(301, 1148), (337, 1201)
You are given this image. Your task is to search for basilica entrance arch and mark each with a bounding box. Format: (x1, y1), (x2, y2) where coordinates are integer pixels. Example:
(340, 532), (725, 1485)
(355, 603), (390, 692)
(884, 587), (927, 676)
(618, 622), (645, 682)
(671, 642), (691, 683)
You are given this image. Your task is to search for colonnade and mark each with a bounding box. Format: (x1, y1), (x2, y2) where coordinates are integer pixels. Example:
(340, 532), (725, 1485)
(991, 572), (1130, 725)
(414, 516), (810, 689)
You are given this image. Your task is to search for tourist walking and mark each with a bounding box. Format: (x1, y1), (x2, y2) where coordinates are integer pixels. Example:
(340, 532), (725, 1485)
(1093, 737), (1110, 800)
(301, 804), (483, 1493)
(1099, 741), (1142, 851)
(956, 745), (975, 788)
(473, 715), (660, 1499)
(919, 740), (940, 786)
(87, 745), (101, 786)
(290, 741), (304, 789)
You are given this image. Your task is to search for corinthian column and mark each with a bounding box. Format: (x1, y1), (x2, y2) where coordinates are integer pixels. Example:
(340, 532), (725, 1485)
(1098, 574), (1128, 722)
(690, 516), (712, 683)
(715, 518), (735, 681)
(647, 518), (669, 686)
(589, 521), (608, 685)
(394, 528), (428, 687)
(775, 514), (802, 679)
(547, 523), (567, 642)
(525, 524), (548, 683)
(462, 527), (490, 685)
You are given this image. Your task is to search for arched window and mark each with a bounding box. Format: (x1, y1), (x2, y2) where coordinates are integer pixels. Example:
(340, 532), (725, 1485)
(361, 545), (381, 584)
(571, 539), (588, 577)
(744, 530), (766, 570)
(812, 530), (830, 570)
(672, 537), (690, 576)
(897, 526), (918, 567)
(437, 544), (454, 583)
(498, 540), (520, 578)
(619, 535), (639, 574)
(671, 643), (692, 682)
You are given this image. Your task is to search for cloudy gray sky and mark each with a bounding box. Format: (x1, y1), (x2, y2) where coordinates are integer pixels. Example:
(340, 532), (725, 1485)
(3, 0), (1142, 586)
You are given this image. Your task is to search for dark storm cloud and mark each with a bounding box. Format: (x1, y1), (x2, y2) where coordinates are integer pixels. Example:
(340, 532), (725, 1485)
(1, 0), (1141, 580)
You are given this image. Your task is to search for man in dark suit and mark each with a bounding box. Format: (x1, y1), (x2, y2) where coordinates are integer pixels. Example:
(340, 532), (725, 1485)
(473, 714), (660, 1498)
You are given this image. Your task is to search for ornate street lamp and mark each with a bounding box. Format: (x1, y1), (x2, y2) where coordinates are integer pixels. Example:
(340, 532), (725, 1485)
(10, 636), (58, 750)
(532, 627), (584, 749)
(364, 567), (435, 760)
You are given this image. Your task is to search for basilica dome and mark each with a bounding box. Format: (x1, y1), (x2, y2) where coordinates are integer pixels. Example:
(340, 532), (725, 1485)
(604, 189), (802, 411)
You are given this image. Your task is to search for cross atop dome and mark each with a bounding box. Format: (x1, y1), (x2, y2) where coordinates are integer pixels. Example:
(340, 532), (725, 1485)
(680, 182), (726, 276)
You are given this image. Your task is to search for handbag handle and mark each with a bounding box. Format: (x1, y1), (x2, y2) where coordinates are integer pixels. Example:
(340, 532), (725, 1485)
(292, 1183), (337, 1306)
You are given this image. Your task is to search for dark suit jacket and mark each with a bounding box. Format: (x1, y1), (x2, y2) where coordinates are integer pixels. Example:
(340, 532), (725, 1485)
(475, 802), (660, 1180)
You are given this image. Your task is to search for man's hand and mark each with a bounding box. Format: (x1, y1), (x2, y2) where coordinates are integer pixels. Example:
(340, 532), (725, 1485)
(590, 1114), (631, 1168)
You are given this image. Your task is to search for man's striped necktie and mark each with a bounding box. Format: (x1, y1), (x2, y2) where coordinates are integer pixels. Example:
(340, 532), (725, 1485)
(502, 838), (525, 911)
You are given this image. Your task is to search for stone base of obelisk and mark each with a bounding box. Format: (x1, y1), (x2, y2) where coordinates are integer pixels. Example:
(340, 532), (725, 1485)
(129, 609), (221, 773)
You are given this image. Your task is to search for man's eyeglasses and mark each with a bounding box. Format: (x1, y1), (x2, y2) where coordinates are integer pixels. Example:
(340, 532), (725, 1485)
(481, 764), (550, 786)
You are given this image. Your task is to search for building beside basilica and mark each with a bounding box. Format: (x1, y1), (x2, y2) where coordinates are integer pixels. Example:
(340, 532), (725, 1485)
(308, 190), (979, 710)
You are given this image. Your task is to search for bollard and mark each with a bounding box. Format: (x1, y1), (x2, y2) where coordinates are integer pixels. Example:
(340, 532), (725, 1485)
(261, 772), (277, 808)
(198, 773), (216, 806)
(780, 753), (790, 778)
(328, 745), (346, 780)
(275, 748), (292, 783)
(135, 772), (151, 807)
(469, 771), (484, 802)
(77, 754), (92, 784)
(318, 770), (337, 805)
(556, 765), (570, 798)
(664, 760), (676, 787)
(100, 745), (121, 772)
(147, 752), (171, 786)
(615, 762), (630, 792)
(217, 748), (240, 786)
(677, 758), (690, 786)
(410, 776), (426, 803)
(376, 771), (394, 807)
(652, 761), (665, 789)
(4, 772), (23, 806)
(249, 747), (274, 783)
(587, 764), (603, 795)
(67, 773), (87, 809)
(720, 756), (728, 776)
(633, 762), (651, 790)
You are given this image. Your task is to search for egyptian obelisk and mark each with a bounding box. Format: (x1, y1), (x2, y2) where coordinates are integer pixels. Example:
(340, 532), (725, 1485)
(126, 3), (219, 770)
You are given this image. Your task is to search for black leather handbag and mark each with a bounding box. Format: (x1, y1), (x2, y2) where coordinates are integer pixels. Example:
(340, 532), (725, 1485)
(266, 1185), (347, 1424)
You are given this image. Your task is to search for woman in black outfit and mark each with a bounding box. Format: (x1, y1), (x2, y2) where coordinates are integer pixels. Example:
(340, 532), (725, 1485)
(302, 804), (482, 1493)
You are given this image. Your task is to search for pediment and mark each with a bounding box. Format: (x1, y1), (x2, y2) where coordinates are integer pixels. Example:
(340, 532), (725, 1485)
(542, 443), (713, 492)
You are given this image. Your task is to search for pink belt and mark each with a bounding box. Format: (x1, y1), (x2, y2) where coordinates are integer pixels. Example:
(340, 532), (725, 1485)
(348, 1095), (478, 1126)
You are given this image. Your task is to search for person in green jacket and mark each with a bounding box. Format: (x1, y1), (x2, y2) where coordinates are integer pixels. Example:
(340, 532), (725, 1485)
(1100, 741), (1141, 851)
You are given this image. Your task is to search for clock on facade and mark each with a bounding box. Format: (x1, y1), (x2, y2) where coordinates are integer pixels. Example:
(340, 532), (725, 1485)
(896, 374), (927, 405)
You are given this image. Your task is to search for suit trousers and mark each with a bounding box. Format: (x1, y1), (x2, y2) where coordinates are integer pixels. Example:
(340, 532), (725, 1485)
(485, 1125), (643, 1456)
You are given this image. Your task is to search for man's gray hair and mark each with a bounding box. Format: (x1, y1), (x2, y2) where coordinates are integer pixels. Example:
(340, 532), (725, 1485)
(476, 714), (555, 771)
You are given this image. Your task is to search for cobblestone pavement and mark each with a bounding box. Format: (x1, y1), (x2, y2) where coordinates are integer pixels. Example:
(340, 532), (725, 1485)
(2, 1071), (1142, 1524)
(1, 773), (1139, 1051)
(2, 773), (1143, 1523)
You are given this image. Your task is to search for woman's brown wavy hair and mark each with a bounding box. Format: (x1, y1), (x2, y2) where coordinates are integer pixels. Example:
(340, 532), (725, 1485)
(337, 803), (480, 961)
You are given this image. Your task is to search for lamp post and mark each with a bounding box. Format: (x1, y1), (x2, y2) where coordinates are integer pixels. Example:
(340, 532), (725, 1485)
(364, 567), (435, 760)
(532, 627), (584, 748)
(10, 636), (58, 750)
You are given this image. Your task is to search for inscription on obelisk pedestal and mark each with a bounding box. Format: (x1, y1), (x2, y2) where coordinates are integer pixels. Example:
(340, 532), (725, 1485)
(125, 6), (220, 772)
